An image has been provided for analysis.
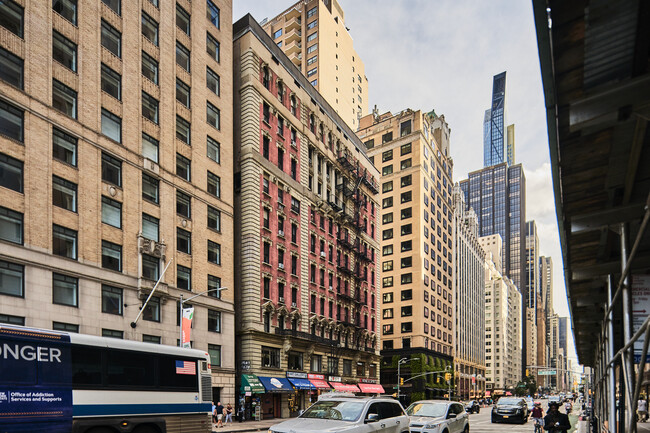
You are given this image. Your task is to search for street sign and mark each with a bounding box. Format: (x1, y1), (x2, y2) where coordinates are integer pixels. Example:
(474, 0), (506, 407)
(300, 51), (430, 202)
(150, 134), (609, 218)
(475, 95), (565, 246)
(632, 275), (650, 363)
(539, 370), (557, 375)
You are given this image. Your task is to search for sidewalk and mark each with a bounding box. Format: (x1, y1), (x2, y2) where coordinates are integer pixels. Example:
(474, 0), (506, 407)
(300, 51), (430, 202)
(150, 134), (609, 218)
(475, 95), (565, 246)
(212, 418), (290, 433)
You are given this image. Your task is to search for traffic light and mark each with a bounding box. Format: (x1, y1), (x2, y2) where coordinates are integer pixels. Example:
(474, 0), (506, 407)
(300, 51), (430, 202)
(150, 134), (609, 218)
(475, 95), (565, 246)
(400, 377), (404, 385)
(526, 369), (530, 377)
(445, 373), (452, 381)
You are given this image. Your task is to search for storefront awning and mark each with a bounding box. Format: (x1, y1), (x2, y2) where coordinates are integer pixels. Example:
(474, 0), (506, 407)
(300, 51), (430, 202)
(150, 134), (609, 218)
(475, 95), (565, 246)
(258, 376), (294, 393)
(309, 379), (331, 389)
(288, 378), (314, 390)
(358, 383), (385, 394)
(329, 382), (360, 392)
(240, 374), (265, 393)
(485, 391), (491, 397)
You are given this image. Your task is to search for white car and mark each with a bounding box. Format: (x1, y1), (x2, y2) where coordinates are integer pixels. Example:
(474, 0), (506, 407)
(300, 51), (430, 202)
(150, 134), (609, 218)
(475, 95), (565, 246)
(268, 393), (410, 433)
(407, 400), (469, 433)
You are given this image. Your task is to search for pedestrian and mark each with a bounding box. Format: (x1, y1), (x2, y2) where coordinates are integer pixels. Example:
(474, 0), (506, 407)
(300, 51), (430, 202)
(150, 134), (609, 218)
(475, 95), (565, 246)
(238, 403), (245, 422)
(216, 401), (224, 428)
(225, 403), (233, 423)
(638, 397), (648, 422)
(212, 401), (217, 425)
(544, 401), (571, 433)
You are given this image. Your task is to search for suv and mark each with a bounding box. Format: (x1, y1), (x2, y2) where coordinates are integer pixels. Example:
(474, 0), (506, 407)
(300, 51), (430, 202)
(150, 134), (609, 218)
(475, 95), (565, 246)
(407, 400), (469, 433)
(268, 393), (410, 433)
(491, 397), (528, 424)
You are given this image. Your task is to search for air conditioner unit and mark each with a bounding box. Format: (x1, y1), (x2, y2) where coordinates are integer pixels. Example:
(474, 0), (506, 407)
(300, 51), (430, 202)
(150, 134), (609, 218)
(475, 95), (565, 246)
(291, 302), (297, 309)
(320, 251), (326, 258)
(278, 263), (285, 270)
(279, 297), (285, 304)
(328, 286), (333, 292)
(278, 230), (285, 237)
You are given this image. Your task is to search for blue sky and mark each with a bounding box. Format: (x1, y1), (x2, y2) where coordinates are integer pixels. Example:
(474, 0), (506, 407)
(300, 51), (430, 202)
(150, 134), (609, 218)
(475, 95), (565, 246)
(233, 0), (578, 366)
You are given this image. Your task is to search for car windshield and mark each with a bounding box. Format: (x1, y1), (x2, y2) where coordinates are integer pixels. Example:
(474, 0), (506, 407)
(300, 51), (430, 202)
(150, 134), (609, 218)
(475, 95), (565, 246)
(300, 400), (365, 421)
(498, 398), (522, 405)
(406, 402), (448, 418)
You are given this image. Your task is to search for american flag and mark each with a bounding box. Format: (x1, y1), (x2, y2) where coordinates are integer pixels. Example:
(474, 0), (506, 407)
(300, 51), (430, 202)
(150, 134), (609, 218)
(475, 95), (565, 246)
(176, 360), (196, 375)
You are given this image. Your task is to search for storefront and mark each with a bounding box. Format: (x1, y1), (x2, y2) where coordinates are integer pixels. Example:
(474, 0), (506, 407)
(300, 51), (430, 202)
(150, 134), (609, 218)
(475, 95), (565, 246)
(329, 376), (360, 393)
(286, 372), (315, 417)
(307, 373), (331, 404)
(358, 378), (385, 394)
(239, 374), (265, 421)
(258, 376), (294, 419)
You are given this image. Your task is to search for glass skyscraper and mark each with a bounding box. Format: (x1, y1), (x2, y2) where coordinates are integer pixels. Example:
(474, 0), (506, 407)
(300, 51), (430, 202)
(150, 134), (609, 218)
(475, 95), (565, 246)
(483, 72), (514, 167)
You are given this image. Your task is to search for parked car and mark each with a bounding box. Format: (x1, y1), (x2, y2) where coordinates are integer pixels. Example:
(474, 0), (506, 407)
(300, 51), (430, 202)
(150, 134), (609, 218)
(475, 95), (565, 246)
(407, 400), (469, 433)
(491, 397), (529, 424)
(268, 393), (410, 433)
(465, 400), (480, 414)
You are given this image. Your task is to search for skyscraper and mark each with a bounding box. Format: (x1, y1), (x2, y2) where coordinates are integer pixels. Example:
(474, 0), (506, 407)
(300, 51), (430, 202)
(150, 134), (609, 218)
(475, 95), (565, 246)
(260, 0), (368, 129)
(483, 72), (514, 166)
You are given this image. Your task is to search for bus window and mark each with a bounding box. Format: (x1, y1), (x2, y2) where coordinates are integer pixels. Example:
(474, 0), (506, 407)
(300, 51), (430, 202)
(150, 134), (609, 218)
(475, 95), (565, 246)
(159, 355), (198, 391)
(107, 350), (155, 388)
(71, 345), (102, 386)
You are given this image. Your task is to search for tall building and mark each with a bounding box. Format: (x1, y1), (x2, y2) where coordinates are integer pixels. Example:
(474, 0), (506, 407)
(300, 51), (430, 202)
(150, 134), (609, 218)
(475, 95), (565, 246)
(538, 256), (553, 385)
(459, 163), (526, 375)
(0, 0), (235, 402)
(480, 234), (522, 393)
(233, 14), (380, 419)
(525, 221), (539, 371)
(452, 185), (486, 399)
(260, 0), (368, 129)
(483, 72), (514, 167)
(358, 108), (455, 403)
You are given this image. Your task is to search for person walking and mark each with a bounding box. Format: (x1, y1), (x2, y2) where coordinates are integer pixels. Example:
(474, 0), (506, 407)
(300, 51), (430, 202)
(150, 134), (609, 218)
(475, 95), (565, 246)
(544, 401), (571, 433)
(638, 397), (648, 422)
(212, 401), (217, 425)
(225, 403), (233, 424)
(216, 401), (224, 428)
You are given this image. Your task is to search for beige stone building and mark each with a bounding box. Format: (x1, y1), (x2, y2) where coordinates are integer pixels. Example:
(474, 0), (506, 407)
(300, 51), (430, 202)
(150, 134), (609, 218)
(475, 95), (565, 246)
(0, 0), (235, 402)
(359, 109), (455, 401)
(480, 234), (522, 393)
(261, 0), (368, 130)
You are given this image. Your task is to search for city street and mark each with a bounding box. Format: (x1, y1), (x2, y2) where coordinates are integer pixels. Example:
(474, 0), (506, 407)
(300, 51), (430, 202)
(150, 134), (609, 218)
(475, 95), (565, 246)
(464, 402), (577, 433)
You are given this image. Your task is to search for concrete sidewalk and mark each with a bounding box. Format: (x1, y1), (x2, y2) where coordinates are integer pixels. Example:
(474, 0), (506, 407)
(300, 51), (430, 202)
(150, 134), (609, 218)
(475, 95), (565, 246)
(212, 418), (290, 433)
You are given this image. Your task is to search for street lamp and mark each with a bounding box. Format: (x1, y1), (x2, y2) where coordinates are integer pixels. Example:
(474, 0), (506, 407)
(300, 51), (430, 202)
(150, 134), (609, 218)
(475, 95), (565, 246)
(396, 357), (419, 401)
(446, 365), (453, 401)
(179, 287), (228, 347)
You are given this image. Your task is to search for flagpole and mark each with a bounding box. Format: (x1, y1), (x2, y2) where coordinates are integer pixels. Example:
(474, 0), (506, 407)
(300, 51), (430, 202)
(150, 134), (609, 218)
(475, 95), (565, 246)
(131, 258), (174, 328)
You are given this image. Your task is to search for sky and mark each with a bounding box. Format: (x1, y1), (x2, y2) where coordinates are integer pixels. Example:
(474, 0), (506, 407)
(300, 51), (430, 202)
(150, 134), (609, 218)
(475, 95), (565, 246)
(232, 0), (579, 368)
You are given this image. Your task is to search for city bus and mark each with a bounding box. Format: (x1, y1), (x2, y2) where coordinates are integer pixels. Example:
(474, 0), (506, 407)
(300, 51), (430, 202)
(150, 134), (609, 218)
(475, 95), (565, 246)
(0, 324), (212, 433)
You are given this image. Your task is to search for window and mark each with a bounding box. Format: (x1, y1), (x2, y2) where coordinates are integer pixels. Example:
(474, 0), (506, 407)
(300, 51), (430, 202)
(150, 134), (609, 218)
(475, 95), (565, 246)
(382, 197), (393, 209)
(205, 66), (220, 94)
(52, 31), (76, 72)
(176, 4), (190, 35)
(401, 207), (412, 219)
(101, 64), (121, 100)
(177, 228), (191, 254)
(176, 154), (191, 181)
(262, 346), (280, 368)
(176, 190), (191, 218)
(0, 48), (21, 91)
(101, 20), (121, 57)
(176, 116), (190, 144)
(142, 133), (159, 163)
(208, 274), (222, 298)
(401, 322), (413, 333)
(382, 181), (393, 193)
(0, 101), (23, 143)
(382, 149), (393, 162)
(208, 344), (221, 366)
(0, 260), (23, 297)
(53, 0), (76, 25)
(382, 165), (393, 176)
(101, 109), (121, 143)
(208, 240), (221, 264)
(206, 33), (219, 62)
(382, 229), (393, 240)
(382, 260), (393, 272)
(401, 191), (412, 203)
(177, 265), (191, 290)
(401, 159), (412, 170)
(307, 67), (317, 77)
(102, 0), (120, 15)
(176, 42), (190, 72)
(52, 273), (78, 306)
(382, 245), (393, 256)
(0, 206), (22, 244)
(382, 292), (393, 303)
(52, 176), (76, 212)
(176, 79), (190, 107)
(401, 273), (413, 284)
(206, 205), (221, 231)
(143, 334), (160, 344)
(400, 142), (412, 155)
(382, 308), (393, 319)
(401, 289), (413, 301)
(401, 240), (412, 252)
(382, 213), (393, 225)
(143, 296), (160, 322)
(401, 175), (412, 187)
(382, 132), (393, 144)
(142, 92), (159, 124)
(400, 121), (412, 137)
(207, 172), (221, 197)
(102, 285), (122, 315)
(101, 196), (121, 228)
(382, 277), (393, 288)
(207, 136), (220, 163)
(102, 240), (122, 271)
(207, 102), (220, 130)
(0, 0), (23, 37)
(53, 322), (78, 332)
(307, 6), (317, 17)
(208, 310), (221, 332)
(401, 256), (412, 268)
(52, 224), (77, 259)
(207, 0), (220, 28)
(102, 329), (123, 339)
(142, 214), (159, 241)
(310, 354), (322, 372)
(142, 51), (158, 84)
(142, 254), (159, 280)
(273, 29), (282, 39)
(52, 80), (76, 118)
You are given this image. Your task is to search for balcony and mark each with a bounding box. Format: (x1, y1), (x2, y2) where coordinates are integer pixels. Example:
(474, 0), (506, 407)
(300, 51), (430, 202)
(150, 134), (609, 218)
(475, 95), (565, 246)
(285, 27), (302, 43)
(285, 39), (302, 56)
(275, 327), (337, 346)
(336, 181), (355, 197)
(362, 172), (379, 195)
(337, 265), (354, 277)
(337, 236), (355, 251)
(285, 12), (301, 31)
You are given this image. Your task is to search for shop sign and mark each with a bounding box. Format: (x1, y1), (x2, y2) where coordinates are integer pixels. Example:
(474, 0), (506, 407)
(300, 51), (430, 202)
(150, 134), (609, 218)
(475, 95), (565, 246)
(241, 360), (251, 371)
(308, 373), (325, 380)
(287, 372), (308, 379)
(328, 376), (342, 382)
(245, 392), (251, 396)
(360, 378), (377, 384)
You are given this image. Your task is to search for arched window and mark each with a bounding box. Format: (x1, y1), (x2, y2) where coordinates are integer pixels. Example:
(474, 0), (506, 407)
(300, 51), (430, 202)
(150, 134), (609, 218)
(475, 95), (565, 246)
(290, 95), (297, 116)
(277, 81), (284, 102)
(262, 66), (270, 89)
(309, 114), (315, 133)
(319, 124), (324, 143)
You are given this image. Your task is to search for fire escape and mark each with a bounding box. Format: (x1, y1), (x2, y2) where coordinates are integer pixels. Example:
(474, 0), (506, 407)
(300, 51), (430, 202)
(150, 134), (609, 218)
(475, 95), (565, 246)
(330, 147), (379, 351)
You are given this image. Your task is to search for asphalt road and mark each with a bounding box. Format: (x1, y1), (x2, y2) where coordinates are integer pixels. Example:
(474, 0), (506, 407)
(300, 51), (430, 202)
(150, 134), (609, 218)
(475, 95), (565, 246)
(465, 401), (577, 433)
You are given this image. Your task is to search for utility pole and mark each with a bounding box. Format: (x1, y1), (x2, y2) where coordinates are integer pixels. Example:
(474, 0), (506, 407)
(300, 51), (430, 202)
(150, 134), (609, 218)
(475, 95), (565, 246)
(397, 357), (408, 400)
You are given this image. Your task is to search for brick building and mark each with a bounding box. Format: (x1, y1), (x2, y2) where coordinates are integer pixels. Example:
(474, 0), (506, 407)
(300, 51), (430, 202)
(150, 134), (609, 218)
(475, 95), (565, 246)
(234, 14), (380, 419)
(0, 0), (235, 402)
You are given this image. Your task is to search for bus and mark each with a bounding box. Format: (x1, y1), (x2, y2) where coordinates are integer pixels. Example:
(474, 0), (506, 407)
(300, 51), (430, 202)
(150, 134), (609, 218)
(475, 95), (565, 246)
(0, 324), (212, 433)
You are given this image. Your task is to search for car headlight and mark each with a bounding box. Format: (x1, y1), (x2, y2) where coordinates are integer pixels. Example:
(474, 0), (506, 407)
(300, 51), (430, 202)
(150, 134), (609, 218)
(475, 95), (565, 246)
(424, 421), (443, 429)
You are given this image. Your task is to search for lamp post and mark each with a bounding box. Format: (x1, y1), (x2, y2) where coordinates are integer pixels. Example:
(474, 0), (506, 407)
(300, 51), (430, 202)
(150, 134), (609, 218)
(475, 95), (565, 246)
(396, 357), (409, 401)
(179, 287), (228, 347)
(447, 365), (453, 401)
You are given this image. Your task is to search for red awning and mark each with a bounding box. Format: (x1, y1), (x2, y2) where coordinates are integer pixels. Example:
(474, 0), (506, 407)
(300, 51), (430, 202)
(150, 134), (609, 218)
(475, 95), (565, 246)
(309, 379), (331, 389)
(330, 382), (360, 392)
(485, 391), (491, 397)
(358, 383), (385, 394)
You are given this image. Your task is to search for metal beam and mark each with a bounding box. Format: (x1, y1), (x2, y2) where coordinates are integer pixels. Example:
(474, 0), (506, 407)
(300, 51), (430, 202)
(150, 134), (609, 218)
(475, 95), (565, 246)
(570, 203), (646, 233)
(572, 253), (650, 280)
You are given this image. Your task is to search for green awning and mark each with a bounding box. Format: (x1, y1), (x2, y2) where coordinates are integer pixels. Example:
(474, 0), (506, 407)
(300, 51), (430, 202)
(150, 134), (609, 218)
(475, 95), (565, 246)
(240, 374), (265, 393)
